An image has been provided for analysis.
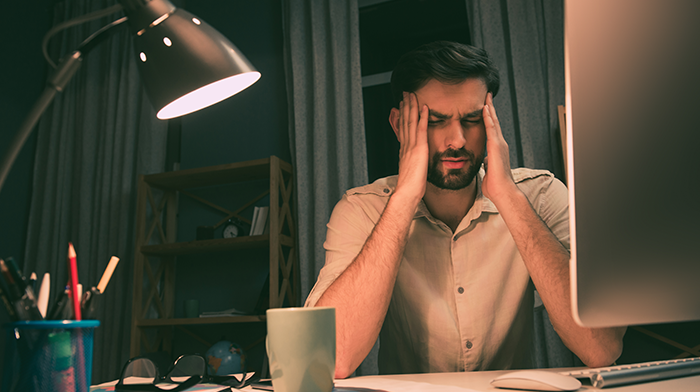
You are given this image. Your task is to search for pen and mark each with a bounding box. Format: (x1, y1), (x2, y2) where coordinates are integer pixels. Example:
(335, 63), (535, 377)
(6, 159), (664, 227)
(0, 263), (18, 320)
(81, 286), (101, 319)
(38, 272), (50, 318)
(48, 285), (70, 320)
(67, 243), (82, 320)
(5, 257), (27, 292)
(0, 259), (22, 300)
(82, 255), (120, 319)
(0, 258), (43, 321)
(28, 272), (37, 293)
(0, 286), (17, 320)
(0, 259), (42, 358)
(97, 256), (120, 294)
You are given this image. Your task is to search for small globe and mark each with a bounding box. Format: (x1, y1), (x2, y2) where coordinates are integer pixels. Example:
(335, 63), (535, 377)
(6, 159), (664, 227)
(205, 340), (245, 376)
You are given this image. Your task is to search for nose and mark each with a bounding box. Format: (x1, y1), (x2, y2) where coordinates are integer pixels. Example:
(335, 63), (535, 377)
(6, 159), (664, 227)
(444, 120), (467, 150)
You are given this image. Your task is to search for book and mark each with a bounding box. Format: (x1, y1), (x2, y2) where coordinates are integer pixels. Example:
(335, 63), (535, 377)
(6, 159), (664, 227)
(198, 307), (249, 317)
(249, 207), (260, 236)
(251, 206), (269, 236)
(255, 206), (269, 236)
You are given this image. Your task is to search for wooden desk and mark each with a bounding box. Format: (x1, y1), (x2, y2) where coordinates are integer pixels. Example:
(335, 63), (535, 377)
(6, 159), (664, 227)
(328, 369), (700, 391)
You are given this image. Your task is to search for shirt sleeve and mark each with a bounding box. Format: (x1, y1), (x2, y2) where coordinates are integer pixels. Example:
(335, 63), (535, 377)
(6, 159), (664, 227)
(536, 175), (571, 251)
(304, 193), (378, 307)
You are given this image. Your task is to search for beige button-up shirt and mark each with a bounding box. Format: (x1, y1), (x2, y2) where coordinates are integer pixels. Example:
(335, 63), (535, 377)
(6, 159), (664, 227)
(305, 167), (570, 374)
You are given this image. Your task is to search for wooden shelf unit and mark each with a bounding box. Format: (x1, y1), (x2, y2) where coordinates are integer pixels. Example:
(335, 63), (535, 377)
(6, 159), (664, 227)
(136, 315), (266, 327)
(129, 156), (297, 357)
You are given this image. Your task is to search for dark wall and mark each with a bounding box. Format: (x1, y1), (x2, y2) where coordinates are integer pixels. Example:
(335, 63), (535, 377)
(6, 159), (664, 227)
(0, 0), (53, 372)
(0, 3), (51, 283)
(179, 0), (290, 170)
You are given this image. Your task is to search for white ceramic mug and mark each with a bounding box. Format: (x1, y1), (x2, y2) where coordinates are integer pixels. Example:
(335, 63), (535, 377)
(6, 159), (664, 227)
(266, 307), (336, 392)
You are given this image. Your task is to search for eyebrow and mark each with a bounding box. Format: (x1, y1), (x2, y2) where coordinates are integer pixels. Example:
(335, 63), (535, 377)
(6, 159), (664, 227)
(428, 108), (483, 121)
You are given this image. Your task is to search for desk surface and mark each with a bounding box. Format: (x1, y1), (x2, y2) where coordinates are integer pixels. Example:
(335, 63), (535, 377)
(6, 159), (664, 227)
(327, 368), (700, 392)
(92, 367), (700, 391)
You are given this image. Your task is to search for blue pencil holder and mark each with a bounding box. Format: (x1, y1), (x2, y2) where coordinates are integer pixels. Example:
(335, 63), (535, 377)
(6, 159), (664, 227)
(1, 320), (99, 392)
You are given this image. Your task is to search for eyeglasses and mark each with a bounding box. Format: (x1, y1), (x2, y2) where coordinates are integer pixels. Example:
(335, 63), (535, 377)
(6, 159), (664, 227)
(115, 354), (258, 391)
(116, 354), (204, 391)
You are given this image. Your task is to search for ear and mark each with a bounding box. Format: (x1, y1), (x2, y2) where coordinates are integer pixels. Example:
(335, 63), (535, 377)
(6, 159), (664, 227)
(389, 107), (400, 139)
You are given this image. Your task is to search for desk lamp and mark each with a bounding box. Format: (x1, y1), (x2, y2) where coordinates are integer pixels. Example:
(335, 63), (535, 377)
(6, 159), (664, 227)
(0, 0), (261, 193)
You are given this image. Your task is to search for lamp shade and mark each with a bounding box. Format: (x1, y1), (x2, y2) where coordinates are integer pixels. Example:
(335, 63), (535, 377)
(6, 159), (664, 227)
(125, 1), (260, 119)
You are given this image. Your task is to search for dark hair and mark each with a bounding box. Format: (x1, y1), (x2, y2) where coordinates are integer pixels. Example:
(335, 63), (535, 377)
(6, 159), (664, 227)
(390, 41), (500, 107)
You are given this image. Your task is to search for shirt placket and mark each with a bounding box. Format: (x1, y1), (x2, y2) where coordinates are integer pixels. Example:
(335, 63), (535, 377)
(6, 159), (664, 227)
(451, 232), (476, 371)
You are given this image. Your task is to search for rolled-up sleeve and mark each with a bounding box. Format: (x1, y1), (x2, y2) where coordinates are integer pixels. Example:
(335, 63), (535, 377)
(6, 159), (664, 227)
(304, 192), (381, 307)
(514, 170), (570, 251)
(537, 175), (570, 251)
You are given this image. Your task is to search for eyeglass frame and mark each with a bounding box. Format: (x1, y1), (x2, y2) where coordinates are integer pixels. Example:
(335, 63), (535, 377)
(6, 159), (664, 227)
(115, 354), (204, 392)
(115, 353), (258, 391)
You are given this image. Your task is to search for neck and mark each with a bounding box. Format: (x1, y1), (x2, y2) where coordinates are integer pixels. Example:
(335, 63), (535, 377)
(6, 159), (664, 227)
(422, 179), (478, 232)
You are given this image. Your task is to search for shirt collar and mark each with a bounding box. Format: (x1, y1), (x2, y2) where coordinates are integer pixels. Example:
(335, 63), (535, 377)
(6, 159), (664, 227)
(414, 166), (498, 224)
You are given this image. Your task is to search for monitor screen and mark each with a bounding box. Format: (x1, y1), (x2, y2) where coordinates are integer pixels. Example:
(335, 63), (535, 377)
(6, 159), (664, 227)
(565, 0), (700, 328)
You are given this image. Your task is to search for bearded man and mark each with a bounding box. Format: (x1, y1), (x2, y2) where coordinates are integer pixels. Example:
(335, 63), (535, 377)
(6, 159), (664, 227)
(305, 41), (625, 378)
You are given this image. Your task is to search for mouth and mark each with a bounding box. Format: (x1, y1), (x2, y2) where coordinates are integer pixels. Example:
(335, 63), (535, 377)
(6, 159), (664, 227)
(441, 158), (467, 170)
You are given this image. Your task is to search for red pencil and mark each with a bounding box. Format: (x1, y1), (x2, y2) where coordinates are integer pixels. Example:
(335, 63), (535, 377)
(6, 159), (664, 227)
(67, 242), (81, 320)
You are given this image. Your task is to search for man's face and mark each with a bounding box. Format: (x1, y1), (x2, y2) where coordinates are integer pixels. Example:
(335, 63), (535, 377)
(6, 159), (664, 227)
(414, 78), (488, 190)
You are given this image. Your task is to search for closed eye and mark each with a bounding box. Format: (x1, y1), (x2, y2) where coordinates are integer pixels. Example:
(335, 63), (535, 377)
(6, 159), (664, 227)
(462, 117), (482, 125)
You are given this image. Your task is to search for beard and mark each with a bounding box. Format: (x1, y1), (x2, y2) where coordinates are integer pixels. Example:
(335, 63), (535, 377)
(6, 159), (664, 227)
(427, 147), (485, 190)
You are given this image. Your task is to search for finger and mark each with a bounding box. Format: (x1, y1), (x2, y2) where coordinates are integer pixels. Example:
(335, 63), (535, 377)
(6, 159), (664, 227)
(418, 103), (429, 143)
(399, 98), (406, 142)
(407, 92), (419, 145)
(483, 104), (497, 140)
(485, 93), (503, 137)
(402, 92), (412, 144)
(400, 93), (410, 146)
(397, 101), (404, 154)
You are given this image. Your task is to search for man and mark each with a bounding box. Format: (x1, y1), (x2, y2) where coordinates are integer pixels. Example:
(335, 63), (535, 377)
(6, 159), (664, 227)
(305, 41), (625, 378)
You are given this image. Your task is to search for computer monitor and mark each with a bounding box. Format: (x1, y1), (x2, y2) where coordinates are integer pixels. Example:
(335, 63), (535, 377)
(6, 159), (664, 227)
(565, 0), (700, 328)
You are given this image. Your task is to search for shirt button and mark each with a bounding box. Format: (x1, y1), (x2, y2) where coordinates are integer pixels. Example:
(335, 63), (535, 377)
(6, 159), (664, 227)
(383, 188), (390, 194)
(466, 340), (473, 349)
(457, 287), (464, 294)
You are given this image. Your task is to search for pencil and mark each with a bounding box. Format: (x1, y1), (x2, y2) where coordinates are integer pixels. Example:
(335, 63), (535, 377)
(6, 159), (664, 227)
(97, 256), (120, 294)
(67, 242), (81, 321)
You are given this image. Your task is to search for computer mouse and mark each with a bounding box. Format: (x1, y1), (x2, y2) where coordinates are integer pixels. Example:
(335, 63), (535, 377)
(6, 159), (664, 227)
(490, 370), (582, 391)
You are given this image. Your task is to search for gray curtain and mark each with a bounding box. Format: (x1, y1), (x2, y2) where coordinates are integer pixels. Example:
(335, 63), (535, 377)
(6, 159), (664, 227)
(467, 0), (566, 180)
(23, 0), (168, 383)
(281, 0), (368, 304)
(466, 0), (580, 368)
(281, 0), (372, 375)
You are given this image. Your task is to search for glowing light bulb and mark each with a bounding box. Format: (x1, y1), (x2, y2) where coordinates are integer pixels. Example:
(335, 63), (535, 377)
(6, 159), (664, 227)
(157, 72), (261, 119)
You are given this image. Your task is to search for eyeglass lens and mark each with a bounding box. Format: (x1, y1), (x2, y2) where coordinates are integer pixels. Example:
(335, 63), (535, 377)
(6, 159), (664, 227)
(166, 355), (206, 383)
(122, 358), (158, 385)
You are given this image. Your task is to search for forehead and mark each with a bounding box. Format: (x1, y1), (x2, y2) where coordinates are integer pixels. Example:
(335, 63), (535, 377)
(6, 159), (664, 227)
(414, 78), (488, 116)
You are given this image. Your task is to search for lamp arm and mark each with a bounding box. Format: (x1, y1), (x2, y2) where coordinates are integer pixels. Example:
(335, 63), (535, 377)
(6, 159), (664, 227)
(42, 4), (124, 68)
(77, 17), (128, 54)
(0, 17), (128, 194)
